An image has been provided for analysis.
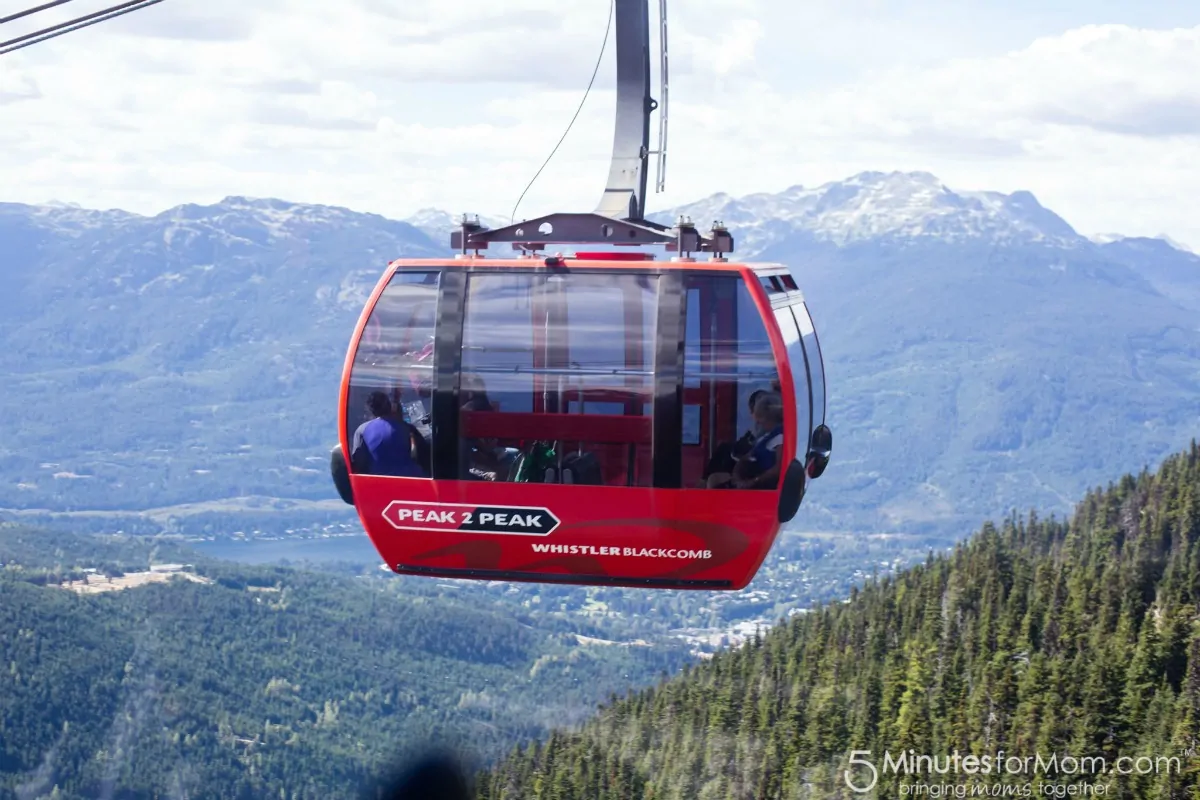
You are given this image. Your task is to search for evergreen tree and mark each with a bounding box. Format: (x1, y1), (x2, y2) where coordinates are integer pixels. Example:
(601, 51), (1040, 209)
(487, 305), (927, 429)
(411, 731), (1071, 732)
(483, 442), (1200, 800)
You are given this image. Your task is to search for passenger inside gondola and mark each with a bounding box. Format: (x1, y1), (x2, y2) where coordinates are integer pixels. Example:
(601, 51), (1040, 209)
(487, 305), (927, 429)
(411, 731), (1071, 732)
(706, 392), (785, 490)
(460, 374), (494, 413)
(464, 444), (509, 482)
(461, 375), (518, 481)
(351, 391), (427, 477)
(701, 389), (768, 483)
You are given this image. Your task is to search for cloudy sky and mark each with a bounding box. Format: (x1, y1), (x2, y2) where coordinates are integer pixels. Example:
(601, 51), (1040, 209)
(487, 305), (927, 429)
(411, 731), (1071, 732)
(1, 0), (1198, 246)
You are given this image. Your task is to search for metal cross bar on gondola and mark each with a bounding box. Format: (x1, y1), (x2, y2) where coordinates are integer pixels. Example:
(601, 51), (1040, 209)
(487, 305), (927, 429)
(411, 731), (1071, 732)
(450, 213), (734, 257)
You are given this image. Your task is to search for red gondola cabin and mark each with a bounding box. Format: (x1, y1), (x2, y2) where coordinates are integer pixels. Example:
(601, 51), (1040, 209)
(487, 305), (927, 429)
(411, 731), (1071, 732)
(331, 253), (831, 590)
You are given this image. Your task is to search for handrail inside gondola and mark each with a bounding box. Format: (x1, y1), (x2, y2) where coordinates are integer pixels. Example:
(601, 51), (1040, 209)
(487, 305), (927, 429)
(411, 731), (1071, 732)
(459, 366), (777, 379)
(460, 410), (651, 443)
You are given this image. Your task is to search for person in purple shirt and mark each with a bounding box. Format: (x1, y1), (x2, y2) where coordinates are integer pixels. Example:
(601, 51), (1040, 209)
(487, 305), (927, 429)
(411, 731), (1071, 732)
(351, 392), (426, 477)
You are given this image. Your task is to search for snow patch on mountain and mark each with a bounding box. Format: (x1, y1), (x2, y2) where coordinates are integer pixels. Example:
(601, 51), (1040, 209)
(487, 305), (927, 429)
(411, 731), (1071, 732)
(1157, 234), (1195, 253)
(1091, 231), (1195, 254)
(7, 196), (438, 251)
(648, 171), (1085, 256)
(151, 196), (421, 246)
(404, 208), (507, 245)
(2, 201), (139, 237)
(11, 176), (1193, 265)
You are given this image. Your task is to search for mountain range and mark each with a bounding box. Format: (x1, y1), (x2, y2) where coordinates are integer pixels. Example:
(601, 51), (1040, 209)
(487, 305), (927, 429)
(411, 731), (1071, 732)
(1, 171), (1198, 539)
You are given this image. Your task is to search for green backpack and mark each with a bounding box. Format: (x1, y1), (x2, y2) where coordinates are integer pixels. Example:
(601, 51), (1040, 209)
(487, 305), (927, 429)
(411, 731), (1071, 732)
(508, 441), (559, 483)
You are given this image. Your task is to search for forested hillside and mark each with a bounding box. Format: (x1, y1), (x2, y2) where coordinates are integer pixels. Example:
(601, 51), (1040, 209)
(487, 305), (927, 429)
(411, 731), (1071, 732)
(479, 441), (1200, 799)
(0, 526), (692, 799)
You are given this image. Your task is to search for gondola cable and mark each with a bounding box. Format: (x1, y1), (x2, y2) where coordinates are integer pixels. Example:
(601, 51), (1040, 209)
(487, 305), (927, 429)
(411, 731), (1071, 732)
(0, 0), (79, 27)
(0, 0), (165, 56)
(509, 0), (614, 224)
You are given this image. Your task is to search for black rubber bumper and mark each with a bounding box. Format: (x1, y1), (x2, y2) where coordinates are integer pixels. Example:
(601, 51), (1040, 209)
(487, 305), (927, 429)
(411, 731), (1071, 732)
(331, 444), (354, 505)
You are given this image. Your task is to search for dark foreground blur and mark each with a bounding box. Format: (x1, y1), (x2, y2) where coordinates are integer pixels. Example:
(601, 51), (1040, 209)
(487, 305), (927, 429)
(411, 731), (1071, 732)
(371, 752), (473, 800)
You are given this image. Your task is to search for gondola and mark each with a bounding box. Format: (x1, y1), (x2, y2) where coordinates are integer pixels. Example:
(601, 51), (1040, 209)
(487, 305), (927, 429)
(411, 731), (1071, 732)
(330, 0), (831, 590)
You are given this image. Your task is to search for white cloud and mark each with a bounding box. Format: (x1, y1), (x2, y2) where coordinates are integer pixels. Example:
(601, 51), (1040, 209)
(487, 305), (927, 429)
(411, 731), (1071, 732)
(0, 2), (1197, 245)
(0, 64), (39, 102)
(712, 22), (1200, 243)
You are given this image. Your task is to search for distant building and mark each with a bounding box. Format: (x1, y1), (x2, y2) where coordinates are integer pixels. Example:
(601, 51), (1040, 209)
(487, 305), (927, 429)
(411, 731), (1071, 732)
(149, 563), (189, 573)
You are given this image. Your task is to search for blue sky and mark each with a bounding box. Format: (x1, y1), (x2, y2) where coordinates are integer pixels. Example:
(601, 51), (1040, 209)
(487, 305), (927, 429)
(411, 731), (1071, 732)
(1, 0), (1198, 247)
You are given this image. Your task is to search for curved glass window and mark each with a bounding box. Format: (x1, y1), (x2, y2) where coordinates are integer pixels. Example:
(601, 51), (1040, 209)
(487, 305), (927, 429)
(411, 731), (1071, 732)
(735, 276), (778, 437)
(682, 274), (782, 490)
(345, 270), (440, 476)
(459, 272), (657, 486)
(460, 273), (540, 414)
(562, 273), (656, 418)
(792, 302), (825, 429)
(775, 306), (812, 453)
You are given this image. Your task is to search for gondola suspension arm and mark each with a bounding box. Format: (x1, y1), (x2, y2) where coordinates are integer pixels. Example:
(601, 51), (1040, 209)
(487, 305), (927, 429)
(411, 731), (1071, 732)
(594, 0), (654, 221)
(452, 0), (730, 255)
